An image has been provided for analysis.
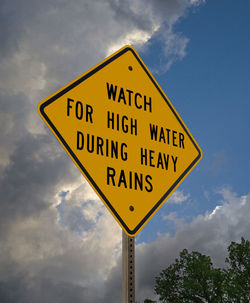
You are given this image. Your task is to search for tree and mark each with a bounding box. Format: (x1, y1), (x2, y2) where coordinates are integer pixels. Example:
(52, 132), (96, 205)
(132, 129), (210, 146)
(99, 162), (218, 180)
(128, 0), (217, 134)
(155, 249), (224, 303)
(225, 237), (250, 302)
(154, 238), (250, 303)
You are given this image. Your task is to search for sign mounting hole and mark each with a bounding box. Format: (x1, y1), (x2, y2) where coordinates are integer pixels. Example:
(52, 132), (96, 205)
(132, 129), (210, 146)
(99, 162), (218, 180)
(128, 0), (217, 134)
(128, 66), (133, 71)
(129, 205), (134, 211)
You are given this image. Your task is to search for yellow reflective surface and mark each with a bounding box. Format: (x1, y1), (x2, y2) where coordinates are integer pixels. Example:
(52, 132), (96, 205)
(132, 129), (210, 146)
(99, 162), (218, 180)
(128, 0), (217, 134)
(38, 46), (202, 236)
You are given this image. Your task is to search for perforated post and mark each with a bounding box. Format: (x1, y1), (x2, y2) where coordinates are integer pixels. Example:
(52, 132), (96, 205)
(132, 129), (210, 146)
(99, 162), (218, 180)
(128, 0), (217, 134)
(122, 230), (135, 303)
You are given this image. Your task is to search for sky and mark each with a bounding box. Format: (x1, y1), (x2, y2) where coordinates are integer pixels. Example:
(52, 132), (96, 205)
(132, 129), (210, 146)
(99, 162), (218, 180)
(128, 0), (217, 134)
(0, 0), (249, 302)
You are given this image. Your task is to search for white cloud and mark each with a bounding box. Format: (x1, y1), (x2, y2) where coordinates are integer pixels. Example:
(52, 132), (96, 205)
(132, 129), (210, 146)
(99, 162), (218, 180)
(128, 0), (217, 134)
(190, 0), (206, 5)
(135, 189), (250, 301)
(205, 205), (222, 220)
(106, 26), (160, 56)
(167, 189), (190, 204)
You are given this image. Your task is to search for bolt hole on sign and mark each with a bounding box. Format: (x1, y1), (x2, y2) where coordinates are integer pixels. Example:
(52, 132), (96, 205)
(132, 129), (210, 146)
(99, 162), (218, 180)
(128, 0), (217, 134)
(38, 45), (202, 236)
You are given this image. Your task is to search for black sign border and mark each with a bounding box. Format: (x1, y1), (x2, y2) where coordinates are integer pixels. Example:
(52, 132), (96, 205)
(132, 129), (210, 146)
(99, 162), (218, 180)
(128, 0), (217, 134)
(39, 46), (202, 236)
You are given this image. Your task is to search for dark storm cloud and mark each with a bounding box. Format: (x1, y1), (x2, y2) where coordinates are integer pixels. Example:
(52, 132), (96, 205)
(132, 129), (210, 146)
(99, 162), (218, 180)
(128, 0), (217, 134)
(0, 0), (196, 98)
(0, 93), (29, 169)
(0, 0), (197, 226)
(0, 0), (159, 95)
(0, 0), (208, 302)
(0, 274), (88, 303)
(0, 90), (79, 230)
(0, 133), (74, 227)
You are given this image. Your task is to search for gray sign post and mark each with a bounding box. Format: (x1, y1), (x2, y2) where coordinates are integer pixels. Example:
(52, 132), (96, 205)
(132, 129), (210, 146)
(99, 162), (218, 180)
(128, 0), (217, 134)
(122, 231), (135, 303)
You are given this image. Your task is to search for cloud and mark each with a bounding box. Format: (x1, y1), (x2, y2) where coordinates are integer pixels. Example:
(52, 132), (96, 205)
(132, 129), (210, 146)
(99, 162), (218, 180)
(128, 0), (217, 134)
(167, 189), (190, 204)
(0, 0), (199, 103)
(0, 0), (208, 302)
(190, 0), (206, 5)
(135, 189), (250, 301)
(106, 27), (159, 56)
(0, 179), (122, 302)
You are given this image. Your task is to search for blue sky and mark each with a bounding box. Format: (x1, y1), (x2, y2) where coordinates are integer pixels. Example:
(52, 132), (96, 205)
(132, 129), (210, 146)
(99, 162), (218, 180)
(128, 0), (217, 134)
(138, 0), (250, 243)
(0, 1), (249, 302)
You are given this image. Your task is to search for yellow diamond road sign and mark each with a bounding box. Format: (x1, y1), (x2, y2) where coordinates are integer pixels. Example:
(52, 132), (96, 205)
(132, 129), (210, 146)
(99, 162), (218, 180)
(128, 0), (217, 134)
(38, 45), (202, 236)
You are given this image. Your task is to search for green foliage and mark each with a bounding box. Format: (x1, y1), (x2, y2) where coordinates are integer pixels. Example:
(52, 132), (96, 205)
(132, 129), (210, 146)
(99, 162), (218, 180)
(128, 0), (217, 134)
(154, 238), (250, 303)
(155, 249), (224, 303)
(225, 237), (250, 302)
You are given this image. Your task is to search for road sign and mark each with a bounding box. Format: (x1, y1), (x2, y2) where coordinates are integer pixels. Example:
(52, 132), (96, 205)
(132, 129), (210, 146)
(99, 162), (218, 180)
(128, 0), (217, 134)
(38, 45), (202, 236)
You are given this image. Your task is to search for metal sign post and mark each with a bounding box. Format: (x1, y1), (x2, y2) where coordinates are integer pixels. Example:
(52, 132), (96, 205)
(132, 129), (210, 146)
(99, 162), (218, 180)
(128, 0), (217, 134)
(122, 231), (135, 303)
